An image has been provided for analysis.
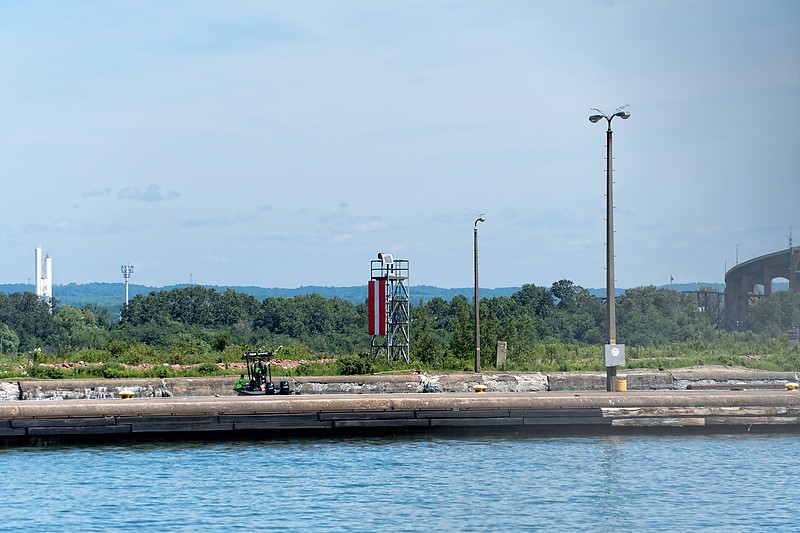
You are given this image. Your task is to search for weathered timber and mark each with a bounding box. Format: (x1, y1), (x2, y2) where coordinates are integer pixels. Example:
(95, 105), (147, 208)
(0, 390), (799, 443)
(523, 417), (612, 426)
(513, 408), (604, 418)
(687, 383), (790, 390)
(704, 416), (800, 426)
(611, 417), (707, 427)
(429, 417), (525, 427)
(332, 419), (430, 428)
(318, 411), (416, 421)
(11, 416), (117, 428)
(415, 409), (512, 419)
(27, 425), (132, 436)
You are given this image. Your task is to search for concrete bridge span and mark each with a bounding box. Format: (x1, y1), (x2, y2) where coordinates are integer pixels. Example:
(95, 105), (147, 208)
(723, 246), (800, 329)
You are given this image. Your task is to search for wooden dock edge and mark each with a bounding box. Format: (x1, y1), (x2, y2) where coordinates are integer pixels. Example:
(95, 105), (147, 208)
(2, 390), (799, 443)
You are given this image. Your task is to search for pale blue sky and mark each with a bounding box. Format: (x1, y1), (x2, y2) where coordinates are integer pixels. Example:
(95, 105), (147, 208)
(1, 1), (798, 289)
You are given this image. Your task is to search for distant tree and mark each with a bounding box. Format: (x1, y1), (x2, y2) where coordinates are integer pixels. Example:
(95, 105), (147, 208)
(616, 286), (710, 345)
(551, 279), (579, 310)
(512, 284), (554, 317)
(449, 295), (473, 357)
(499, 313), (540, 359)
(0, 323), (20, 355)
(411, 300), (447, 366)
(425, 297), (451, 331)
(49, 306), (110, 352)
(746, 291), (800, 336)
(0, 292), (56, 350)
(82, 303), (112, 326)
(479, 301), (500, 367)
(213, 289), (259, 328)
(121, 286), (223, 327)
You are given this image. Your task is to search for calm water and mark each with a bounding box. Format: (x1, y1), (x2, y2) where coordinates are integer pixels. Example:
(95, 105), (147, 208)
(1, 433), (797, 532)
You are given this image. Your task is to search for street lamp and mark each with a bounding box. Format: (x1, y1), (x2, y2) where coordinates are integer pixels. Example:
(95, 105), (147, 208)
(589, 105), (630, 391)
(474, 214), (485, 373)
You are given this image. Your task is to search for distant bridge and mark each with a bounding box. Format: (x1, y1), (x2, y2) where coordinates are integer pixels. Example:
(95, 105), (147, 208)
(723, 247), (800, 329)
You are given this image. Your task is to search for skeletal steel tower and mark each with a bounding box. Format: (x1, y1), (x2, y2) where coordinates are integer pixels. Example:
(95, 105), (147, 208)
(368, 253), (410, 365)
(121, 264), (134, 307)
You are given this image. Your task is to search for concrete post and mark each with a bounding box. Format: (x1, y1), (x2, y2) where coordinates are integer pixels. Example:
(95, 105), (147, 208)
(496, 341), (507, 368)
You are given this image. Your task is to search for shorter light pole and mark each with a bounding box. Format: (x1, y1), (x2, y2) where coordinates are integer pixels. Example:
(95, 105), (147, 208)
(474, 214), (485, 373)
(121, 264), (134, 307)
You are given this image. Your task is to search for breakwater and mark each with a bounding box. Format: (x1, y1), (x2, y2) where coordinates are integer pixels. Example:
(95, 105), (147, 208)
(8, 366), (799, 401)
(3, 367), (798, 443)
(2, 389), (799, 443)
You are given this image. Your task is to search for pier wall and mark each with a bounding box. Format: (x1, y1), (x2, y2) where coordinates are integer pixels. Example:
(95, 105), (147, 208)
(2, 368), (799, 442)
(7, 367), (797, 401)
(2, 390), (799, 443)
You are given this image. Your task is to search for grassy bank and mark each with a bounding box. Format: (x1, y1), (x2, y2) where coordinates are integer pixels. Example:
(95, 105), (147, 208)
(1, 340), (798, 381)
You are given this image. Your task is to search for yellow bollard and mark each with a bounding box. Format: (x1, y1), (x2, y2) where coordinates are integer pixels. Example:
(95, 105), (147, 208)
(613, 377), (627, 392)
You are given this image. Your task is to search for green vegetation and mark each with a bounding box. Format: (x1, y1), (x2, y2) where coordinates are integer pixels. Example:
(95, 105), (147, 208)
(0, 282), (798, 380)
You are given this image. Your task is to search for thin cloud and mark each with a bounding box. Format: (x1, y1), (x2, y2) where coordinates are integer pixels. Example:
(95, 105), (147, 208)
(178, 212), (256, 228)
(81, 188), (111, 198)
(318, 210), (388, 233)
(118, 185), (179, 202)
(22, 220), (135, 235)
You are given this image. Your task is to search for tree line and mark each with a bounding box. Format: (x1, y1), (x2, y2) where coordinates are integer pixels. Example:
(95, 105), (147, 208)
(1, 281), (797, 368)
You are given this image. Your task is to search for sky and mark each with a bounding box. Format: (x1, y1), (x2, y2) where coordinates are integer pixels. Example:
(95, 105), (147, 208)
(1, 0), (798, 290)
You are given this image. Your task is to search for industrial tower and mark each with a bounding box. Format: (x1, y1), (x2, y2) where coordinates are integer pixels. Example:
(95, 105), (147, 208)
(34, 245), (52, 305)
(368, 253), (410, 364)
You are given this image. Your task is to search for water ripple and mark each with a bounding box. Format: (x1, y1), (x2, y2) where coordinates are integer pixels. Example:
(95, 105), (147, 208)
(1, 434), (797, 531)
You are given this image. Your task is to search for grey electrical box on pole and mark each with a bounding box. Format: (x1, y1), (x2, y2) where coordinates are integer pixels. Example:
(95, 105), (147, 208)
(604, 344), (625, 367)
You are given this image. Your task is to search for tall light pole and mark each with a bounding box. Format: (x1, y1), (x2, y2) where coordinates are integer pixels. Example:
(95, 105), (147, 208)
(474, 214), (485, 373)
(121, 264), (134, 308)
(590, 106), (629, 391)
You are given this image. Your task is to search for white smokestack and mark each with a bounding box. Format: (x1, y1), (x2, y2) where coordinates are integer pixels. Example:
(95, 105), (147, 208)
(34, 245), (52, 305)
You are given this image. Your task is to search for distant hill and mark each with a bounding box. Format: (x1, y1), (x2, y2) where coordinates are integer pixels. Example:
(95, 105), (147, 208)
(0, 281), (749, 310)
(662, 282), (726, 293)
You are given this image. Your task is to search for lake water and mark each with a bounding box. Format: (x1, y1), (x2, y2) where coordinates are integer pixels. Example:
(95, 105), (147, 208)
(1, 433), (797, 531)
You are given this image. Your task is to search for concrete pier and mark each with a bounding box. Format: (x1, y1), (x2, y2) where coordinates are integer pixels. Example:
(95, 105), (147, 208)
(13, 367), (799, 400)
(2, 390), (799, 443)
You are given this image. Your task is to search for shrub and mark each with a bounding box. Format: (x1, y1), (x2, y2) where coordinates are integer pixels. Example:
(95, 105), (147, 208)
(212, 333), (230, 352)
(107, 339), (127, 357)
(440, 354), (470, 371)
(293, 361), (337, 376)
(338, 354), (373, 376)
(167, 334), (210, 357)
(118, 344), (159, 365)
(197, 363), (219, 375)
(102, 364), (128, 379)
(72, 365), (106, 379)
(28, 365), (67, 380)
